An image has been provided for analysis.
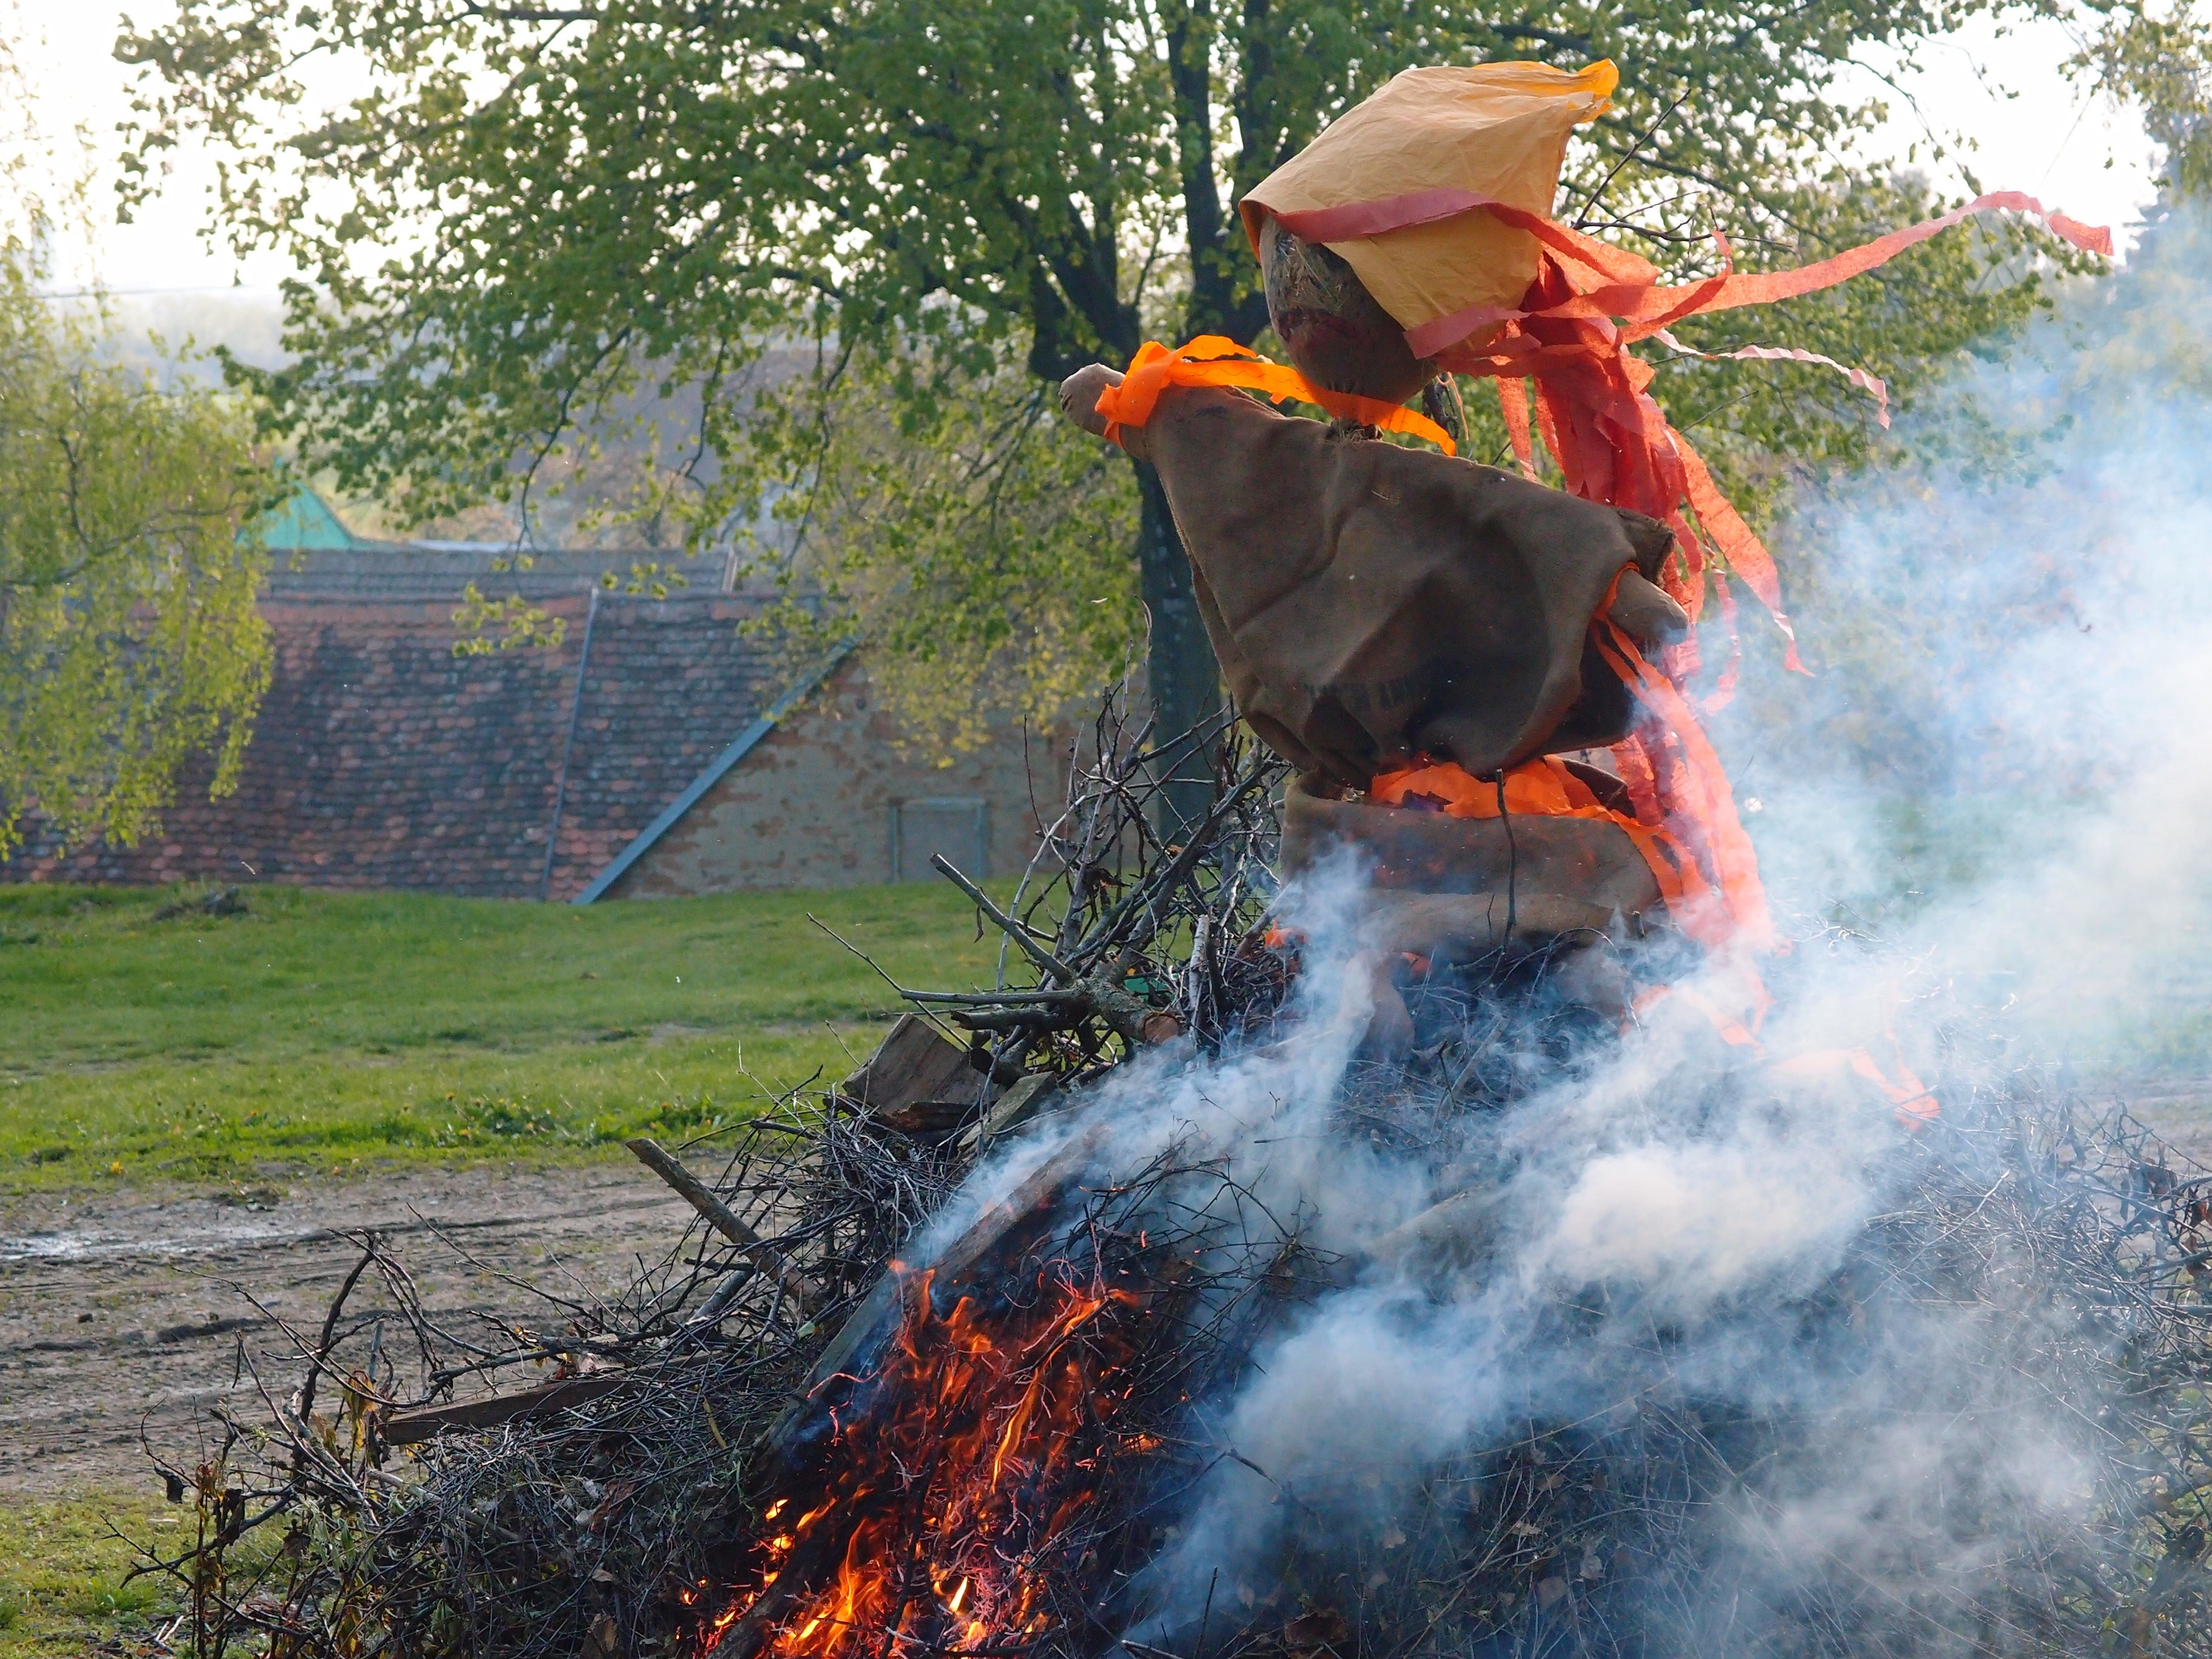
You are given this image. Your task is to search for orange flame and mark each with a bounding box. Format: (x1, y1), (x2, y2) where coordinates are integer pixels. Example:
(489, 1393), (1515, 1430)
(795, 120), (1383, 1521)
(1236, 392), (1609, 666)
(700, 1263), (1145, 1658)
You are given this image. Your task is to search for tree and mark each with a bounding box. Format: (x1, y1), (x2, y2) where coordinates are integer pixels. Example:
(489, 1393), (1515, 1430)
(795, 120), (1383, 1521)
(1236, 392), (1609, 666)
(0, 259), (279, 857)
(121, 0), (2079, 814)
(0, 21), (276, 860)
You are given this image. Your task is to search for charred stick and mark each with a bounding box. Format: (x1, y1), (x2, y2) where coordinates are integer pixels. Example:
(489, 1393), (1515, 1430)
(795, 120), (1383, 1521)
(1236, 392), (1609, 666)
(951, 1009), (1074, 1033)
(902, 988), (1091, 1006)
(626, 1138), (822, 1315)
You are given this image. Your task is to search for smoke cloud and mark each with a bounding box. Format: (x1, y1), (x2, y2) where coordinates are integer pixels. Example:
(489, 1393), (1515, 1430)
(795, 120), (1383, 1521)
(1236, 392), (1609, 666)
(939, 208), (2212, 1658)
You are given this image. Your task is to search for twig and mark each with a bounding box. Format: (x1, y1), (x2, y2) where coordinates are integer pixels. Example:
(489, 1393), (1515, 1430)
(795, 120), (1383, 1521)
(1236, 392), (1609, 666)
(626, 1138), (822, 1313)
(931, 854), (1081, 982)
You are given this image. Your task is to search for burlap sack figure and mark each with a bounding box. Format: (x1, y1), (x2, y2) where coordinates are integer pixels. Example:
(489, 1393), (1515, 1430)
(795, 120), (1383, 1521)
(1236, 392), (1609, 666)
(1059, 372), (1682, 790)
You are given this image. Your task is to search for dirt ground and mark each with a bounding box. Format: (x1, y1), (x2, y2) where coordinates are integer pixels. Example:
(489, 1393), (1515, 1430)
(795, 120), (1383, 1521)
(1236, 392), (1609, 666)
(2105, 1077), (2212, 1165)
(6, 1073), (2209, 1505)
(0, 1161), (694, 1497)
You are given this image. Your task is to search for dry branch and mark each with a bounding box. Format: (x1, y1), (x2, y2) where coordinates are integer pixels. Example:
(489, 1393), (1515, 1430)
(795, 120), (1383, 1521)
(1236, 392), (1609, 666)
(626, 1135), (822, 1313)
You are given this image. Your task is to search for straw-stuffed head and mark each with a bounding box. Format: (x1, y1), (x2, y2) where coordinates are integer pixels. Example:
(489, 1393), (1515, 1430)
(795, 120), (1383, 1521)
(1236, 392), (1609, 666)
(1257, 216), (1436, 407)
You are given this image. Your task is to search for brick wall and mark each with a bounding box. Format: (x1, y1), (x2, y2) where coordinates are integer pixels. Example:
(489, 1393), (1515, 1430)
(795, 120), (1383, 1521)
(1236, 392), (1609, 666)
(606, 655), (1064, 897)
(546, 594), (790, 899)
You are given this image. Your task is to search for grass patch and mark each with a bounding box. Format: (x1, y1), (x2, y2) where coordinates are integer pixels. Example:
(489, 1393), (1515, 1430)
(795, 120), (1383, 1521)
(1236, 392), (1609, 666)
(0, 880), (1020, 1187)
(0, 1490), (179, 1658)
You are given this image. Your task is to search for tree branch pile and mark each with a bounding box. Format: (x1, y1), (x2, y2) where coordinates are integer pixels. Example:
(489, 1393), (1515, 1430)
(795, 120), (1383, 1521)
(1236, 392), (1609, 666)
(133, 696), (2212, 1659)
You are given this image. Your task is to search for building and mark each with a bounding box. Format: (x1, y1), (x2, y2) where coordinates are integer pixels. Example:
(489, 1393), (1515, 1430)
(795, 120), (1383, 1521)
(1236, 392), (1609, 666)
(4, 498), (1060, 900)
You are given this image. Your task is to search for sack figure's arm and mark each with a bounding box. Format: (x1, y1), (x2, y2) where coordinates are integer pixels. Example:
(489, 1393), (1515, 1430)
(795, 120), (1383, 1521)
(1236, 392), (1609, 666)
(1059, 364), (1151, 462)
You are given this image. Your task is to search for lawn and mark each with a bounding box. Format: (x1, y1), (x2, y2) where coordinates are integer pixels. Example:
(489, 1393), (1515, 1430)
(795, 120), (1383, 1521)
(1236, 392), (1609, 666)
(0, 1491), (179, 1659)
(0, 879), (1021, 1188)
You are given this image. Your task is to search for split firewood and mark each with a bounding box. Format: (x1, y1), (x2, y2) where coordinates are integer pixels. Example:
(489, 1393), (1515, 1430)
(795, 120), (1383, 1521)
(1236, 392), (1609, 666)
(1361, 1184), (1510, 1273)
(955, 1071), (1061, 1154)
(381, 1374), (631, 1446)
(835, 1013), (983, 1131)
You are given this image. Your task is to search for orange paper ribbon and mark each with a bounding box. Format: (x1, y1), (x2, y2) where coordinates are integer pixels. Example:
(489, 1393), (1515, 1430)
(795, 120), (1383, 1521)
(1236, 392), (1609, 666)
(1092, 336), (1456, 455)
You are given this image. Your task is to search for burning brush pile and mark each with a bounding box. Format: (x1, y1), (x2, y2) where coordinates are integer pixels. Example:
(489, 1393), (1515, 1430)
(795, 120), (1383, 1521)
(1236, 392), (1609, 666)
(142, 702), (2212, 1659)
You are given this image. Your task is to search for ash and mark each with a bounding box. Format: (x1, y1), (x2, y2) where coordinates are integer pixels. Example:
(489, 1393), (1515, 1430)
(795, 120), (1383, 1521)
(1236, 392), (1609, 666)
(138, 697), (2212, 1659)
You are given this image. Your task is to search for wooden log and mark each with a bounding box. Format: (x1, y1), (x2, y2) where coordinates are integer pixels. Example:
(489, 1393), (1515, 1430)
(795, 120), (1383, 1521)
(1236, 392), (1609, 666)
(836, 1014), (982, 1128)
(956, 1072), (1061, 1155)
(1361, 1184), (1509, 1272)
(381, 1374), (630, 1445)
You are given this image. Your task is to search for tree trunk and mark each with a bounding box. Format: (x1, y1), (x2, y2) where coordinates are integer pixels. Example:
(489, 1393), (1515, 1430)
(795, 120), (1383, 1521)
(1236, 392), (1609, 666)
(1134, 458), (1222, 833)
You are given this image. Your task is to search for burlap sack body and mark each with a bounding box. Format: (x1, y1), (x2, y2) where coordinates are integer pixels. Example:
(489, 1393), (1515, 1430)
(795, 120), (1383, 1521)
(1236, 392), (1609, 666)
(1279, 773), (1666, 960)
(1141, 381), (1673, 790)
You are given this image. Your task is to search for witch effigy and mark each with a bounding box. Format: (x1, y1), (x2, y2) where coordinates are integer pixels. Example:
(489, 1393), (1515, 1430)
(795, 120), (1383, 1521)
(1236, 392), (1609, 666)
(1059, 58), (2110, 1041)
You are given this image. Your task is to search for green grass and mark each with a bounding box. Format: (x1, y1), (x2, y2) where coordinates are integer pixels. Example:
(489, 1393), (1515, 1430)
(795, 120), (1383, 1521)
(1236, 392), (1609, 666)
(0, 1490), (179, 1658)
(0, 880), (1021, 1188)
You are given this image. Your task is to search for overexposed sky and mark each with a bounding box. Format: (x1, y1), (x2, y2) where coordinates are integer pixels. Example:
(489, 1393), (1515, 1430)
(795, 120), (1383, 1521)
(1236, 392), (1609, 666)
(1837, 12), (2159, 250)
(18, 4), (2168, 298)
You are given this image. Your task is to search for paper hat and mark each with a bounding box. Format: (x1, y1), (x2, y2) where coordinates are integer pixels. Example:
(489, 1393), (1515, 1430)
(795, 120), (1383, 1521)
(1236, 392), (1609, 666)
(1240, 61), (1615, 348)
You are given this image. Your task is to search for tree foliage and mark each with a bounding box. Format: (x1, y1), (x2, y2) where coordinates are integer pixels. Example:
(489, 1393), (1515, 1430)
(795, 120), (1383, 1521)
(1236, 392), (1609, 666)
(0, 24), (276, 858)
(2074, 2), (2212, 201)
(119, 0), (2094, 745)
(743, 346), (1141, 753)
(0, 264), (279, 856)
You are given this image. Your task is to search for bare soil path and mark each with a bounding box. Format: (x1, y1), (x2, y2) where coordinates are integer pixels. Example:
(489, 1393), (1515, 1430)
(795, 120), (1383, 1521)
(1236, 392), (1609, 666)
(0, 1162), (692, 1496)
(7, 1074), (2207, 1504)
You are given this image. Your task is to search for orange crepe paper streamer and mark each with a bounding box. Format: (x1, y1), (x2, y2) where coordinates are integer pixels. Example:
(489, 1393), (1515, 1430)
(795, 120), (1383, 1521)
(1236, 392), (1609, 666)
(1368, 751), (1746, 955)
(1771, 1048), (1940, 1128)
(1701, 574), (1743, 717)
(1592, 618), (1775, 954)
(1658, 984), (1760, 1048)
(1610, 731), (1663, 828)
(1652, 327), (1890, 428)
(1635, 989), (1937, 1129)
(1262, 189), (2110, 352)
(1675, 431), (1803, 674)
(1262, 187), (2108, 675)
(1093, 336), (1456, 455)
(1495, 376), (1538, 480)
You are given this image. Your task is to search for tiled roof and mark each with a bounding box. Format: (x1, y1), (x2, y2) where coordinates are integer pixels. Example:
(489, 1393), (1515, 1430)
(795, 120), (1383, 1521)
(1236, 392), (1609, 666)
(547, 592), (793, 897)
(4, 561), (797, 899)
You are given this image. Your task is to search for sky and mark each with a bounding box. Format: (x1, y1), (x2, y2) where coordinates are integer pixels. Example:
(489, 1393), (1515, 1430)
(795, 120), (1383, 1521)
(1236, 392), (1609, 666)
(15, 3), (2168, 300)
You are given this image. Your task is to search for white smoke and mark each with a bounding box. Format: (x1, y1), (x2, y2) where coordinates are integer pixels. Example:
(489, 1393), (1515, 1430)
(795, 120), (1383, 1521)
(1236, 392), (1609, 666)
(942, 210), (2212, 1657)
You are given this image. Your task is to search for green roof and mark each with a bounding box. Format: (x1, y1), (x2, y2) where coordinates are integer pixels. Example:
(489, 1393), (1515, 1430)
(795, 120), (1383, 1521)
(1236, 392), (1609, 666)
(258, 481), (357, 551)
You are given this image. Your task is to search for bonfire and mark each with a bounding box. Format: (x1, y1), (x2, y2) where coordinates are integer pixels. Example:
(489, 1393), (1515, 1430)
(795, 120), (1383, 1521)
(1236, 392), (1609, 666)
(137, 690), (2212, 1659)
(139, 58), (2211, 1659)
